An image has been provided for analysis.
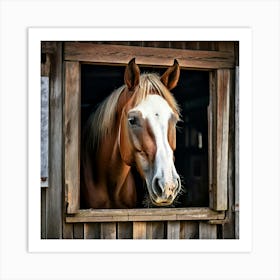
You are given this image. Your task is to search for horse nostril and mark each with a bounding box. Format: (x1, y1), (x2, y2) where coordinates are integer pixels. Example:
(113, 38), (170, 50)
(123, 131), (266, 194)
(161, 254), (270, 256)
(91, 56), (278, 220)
(153, 177), (163, 196)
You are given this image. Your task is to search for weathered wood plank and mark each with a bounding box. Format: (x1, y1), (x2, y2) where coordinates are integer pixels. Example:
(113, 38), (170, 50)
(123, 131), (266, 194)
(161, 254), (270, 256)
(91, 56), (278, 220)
(62, 223), (74, 239)
(64, 61), (81, 213)
(235, 66), (239, 239)
(208, 71), (216, 207)
(41, 41), (57, 54)
(210, 69), (230, 210)
(46, 42), (63, 238)
(118, 222), (133, 239)
(64, 42), (235, 69)
(167, 221), (180, 239)
(84, 223), (101, 239)
(199, 222), (217, 239)
(217, 42), (235, 53)
(146, 222), (165, 239)
(216, 69), (230, 210)
(66, 207), (225, 223)
(41, 53), (51, 76)
(180, 221), (199, 239)
(133, 222), (147, 239)
(73, 223), (84, 239)
(41, 188), (47, 239)
(222, 69), (235, 238)
(101, 223), (117, 239)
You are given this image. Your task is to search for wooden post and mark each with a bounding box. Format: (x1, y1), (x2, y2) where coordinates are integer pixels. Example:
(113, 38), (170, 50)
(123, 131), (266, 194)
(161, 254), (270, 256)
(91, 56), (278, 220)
(235, 66), (240, 239)
(46, 42), (63, 238)
(209, 69), (230, 211)
(64, 61), (81, 213)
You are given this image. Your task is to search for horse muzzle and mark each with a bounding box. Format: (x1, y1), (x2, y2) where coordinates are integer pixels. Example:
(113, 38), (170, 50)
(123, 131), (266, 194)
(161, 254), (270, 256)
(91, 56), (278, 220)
(150, 176), (181, 206)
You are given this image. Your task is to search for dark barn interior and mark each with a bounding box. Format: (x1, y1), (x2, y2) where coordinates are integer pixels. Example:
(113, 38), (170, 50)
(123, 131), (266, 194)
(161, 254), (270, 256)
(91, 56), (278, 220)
(81, 64), (209, 208)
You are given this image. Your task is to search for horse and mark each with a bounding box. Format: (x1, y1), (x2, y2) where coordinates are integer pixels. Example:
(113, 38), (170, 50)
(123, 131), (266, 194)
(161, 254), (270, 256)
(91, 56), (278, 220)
(81, 58), (182, 209)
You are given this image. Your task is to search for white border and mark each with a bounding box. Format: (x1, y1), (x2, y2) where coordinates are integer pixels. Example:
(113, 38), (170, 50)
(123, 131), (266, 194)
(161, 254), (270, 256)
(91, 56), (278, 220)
(28, 27), (252, 253)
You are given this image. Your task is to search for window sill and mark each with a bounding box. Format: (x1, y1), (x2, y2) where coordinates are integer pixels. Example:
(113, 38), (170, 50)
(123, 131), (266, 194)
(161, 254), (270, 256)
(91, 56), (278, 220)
(66, 207), (225, 223)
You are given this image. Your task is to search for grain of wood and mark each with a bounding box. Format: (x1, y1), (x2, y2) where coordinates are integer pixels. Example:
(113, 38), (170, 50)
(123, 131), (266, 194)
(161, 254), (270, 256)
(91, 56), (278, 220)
(41, 41), (57, 54)
(118, 222), (133, 239)
(208, 71), (216, 208)
(64, 42), (235, 69)
(209, 69), (230, 211)
(215, 69), (230, 210)
(64, 61), (81, 213)
(133, 222), (147, 239)
(84, 223), (101, 239)
(218, 42), (235, 53)
(66, 207), (225, 223)
(41, 53), (51, 76)
(199, 222), (217, 239)
(222, 69), (235, 238)
(62, 223), (74, 239)
(180, 221), (199, 239)
(101, 223), (117, 239)
(235, 66), (239, 239)
(46, 43), (63, 238)
(146, 222), (165, 239)
(41, 188), (47, 239)
(167, 221), (180, 239)
(73, 223), (84, 239)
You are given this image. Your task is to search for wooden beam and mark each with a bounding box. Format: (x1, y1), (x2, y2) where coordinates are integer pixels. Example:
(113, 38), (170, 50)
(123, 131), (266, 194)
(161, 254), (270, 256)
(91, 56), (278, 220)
(46, 42), (63, 238)
(235, 66), (240, 239)
(66, 207), (225, 223)
(64, 42), (235, 69)
(64, 61), (81, 213)
(210, 69), (231, 210)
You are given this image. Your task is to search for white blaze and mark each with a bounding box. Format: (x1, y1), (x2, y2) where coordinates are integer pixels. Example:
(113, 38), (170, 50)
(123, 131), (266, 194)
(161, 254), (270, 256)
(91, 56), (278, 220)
(131, 95), (177, 183)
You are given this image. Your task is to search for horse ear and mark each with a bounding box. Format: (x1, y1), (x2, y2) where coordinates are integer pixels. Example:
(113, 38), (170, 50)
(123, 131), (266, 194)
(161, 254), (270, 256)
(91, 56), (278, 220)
(124, 58), (140, 90)
(161, 59), (180, 90)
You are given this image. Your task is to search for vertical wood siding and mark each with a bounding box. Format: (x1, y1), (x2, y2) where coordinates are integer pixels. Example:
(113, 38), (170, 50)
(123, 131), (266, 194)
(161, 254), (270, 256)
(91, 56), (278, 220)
(46, 42), (63, 239)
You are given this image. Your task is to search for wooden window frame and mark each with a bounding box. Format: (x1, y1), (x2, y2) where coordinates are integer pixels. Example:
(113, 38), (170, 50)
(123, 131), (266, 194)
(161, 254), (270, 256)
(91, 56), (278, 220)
(64, 42), (233, 223)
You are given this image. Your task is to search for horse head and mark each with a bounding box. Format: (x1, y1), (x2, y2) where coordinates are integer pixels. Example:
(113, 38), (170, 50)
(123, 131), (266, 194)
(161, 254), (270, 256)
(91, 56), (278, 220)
(119, 58), (182, 206)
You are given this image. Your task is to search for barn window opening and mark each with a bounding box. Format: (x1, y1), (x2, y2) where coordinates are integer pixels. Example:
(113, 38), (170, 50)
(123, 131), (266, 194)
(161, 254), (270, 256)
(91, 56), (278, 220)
(80, 64), (209, 209)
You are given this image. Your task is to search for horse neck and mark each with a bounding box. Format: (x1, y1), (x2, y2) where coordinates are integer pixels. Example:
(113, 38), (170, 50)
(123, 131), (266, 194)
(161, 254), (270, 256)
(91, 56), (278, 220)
(95, 128), (131, 189)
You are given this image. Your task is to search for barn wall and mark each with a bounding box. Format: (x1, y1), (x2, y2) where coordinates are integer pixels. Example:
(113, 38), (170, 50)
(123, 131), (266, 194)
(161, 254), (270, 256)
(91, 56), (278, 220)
(41, 41), (238, 239)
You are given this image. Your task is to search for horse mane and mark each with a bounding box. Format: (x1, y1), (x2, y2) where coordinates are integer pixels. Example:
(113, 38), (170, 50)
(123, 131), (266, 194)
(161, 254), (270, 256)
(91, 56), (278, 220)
(83, 73), (180, 155)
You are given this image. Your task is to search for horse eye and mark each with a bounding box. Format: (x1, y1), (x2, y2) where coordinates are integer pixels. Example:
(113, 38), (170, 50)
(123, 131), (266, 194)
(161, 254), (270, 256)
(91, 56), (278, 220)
(128, 116), (139, 127)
